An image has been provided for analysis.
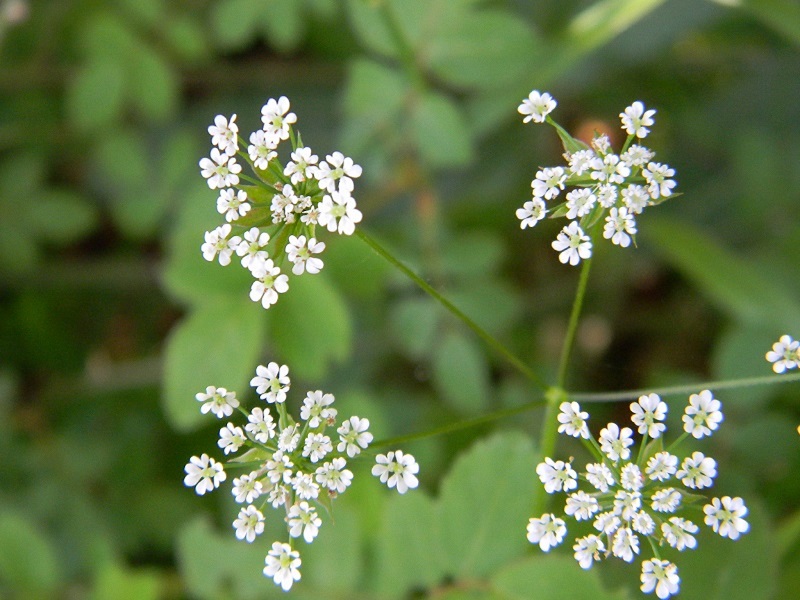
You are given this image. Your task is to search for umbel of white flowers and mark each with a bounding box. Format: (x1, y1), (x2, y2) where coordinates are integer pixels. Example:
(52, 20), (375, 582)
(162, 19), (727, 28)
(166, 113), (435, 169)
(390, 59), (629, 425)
(516, 91), (677, 266)
(199, 97), (364, 309)
(526, 391), (749, 599)
(183, 361), (419, 591)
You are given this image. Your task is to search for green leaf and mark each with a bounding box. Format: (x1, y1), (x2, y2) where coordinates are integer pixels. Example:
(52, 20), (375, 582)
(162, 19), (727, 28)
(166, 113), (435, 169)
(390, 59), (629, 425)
(270, 274), (352, 380)
(91, 563), (162, 600)
(66, 57), (125, 131)
(0, 509), (62, 594)
(23, 190), (96, 244)
(437, 432), (538, 577)
(211, 0), (261, 49)
(448, 280), (522, 336)
(432, 330), (490, 414)
(300, 504), (361, 592)
(491, 556), (629, 599)
(411, 91), (473, 168)
(162, 297), (267, 431)
(163, 15), (208, 61)
(260, 0), (305, 52)
(95, 130), (149, 191)
(739, 0), (800, 46)
(127, 45), (178, 121)
(390, 297), (440, 360)
(566, 0), (669, 54)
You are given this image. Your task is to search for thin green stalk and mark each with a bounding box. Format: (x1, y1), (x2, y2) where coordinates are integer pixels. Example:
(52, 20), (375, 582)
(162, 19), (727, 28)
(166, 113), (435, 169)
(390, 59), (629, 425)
(356, 229), (547, 390)
(557, 255), (593, 388)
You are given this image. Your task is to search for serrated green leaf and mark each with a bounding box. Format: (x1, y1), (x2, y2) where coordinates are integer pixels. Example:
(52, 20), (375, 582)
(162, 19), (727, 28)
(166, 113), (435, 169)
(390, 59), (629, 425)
(411, 91), (473, 168)
(0, 509), (62, 594)
(432, 330), (490, 414)
(66, 57), (125, 131)
(438, 432), (538, 577)
(162, 297), (267, 431)
(24, 190), (96, 243)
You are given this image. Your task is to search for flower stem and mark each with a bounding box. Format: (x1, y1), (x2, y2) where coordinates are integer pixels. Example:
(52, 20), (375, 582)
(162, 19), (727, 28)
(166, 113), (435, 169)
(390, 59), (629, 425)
(356, 229), (547, 390)
(557, 255), (593, 388)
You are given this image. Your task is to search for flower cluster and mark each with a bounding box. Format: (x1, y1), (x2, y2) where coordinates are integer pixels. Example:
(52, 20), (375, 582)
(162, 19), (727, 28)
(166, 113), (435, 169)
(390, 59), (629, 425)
(527, 391), (748, 599)
(199, 97), (364, 309)
(766, 334), (800, 374)
(516, 91), (677, 266)
(183, 362), (419, 591)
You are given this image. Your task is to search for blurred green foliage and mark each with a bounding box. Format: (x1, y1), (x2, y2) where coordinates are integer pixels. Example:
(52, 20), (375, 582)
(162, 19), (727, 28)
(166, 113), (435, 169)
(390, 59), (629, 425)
(1, 0), (799, 598)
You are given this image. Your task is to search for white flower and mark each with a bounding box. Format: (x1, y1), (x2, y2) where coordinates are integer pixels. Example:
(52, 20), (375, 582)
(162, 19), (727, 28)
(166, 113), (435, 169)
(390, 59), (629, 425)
(287, 501), (322, 543)
(682, 390), (723, 439)
(315, 457), (353, 494)
(531, 167), (566, 200)
(247, 129), (278, 169)
(585, 462), (615, 493)
(620, 101), (656, 138)
(766, 335), (800, 373)
(218, 423), (245, 455)
(651, 488), (682, 513)
(613, 490), (642, 521)
(284, 146), (319, 184)
(621, 144), (654, 168)
(593, 511), (621, 535)
(590, 153), (630, 185)
(620, 463), (644, 491)
(603, 207), (637, 248)
(201, 224), (237, 266)
(196, 385), (239, 418)
(611, 527), (639, 562)
(261, 96), (296, 141)
(299, 390), (336, 427)
(641, 559), (680, 599)
(596, 183), (618, 208)
(564, 491), (600, 521)
(631, 393), (667, 438)
(235, 227), (270, 271)
(557, 401), (590, 439)
(676, 451), (716, 489)
(291, 471), (320, 500)
(302, 433), (333, 463)
(552, 222), (592, 266)
(621, 183), (651, 214)
(266, 451), (294, 484)
(183, 454), (226, 495)
(643, 162), (676, 199)
(315, 151), (362, 193)
(661, 517), (698, 551)
(518, 90), (557, 123)
(263, 542), (301, 591)
(565, 188), (597, 220)
(337, 416), (373, 457)
(199, 148), (241, 189)
(526, 514), (566, 551)
(250, 260), (289, 309)
(233, 505), (264, 543)
(232, 472), (264, 504)
(245, 407), (276, 443)
(646, 452), (678, 482)
(270, 184), (300, 224)
(217, 188), (250, 223)
(318, 191), (362, 235)
(536, 457), (578, 494)
(567, 149), (596, 176)
(704, 496), (749, 540)
(631, 511), (655, 535)
(591, 134), (611, 155)
(372, 450), (419, 494)
(268, 483), (290, 508)
(516, 199), (547, 229)
(278, 424), (301, 453)
(208, 114), (239, 156)
(286, 235), (325, 276)
(573, 534), (605, 569)
(599, 422), (634, 462)
(250, 362), (290, 404)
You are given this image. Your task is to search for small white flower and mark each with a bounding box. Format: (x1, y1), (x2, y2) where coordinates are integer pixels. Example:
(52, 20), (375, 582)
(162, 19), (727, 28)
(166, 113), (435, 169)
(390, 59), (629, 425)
(247, 129), (278, 169)
(611, 526), (639, 562)
(233, 505), (264, 543)
(641, 559), (680, 599)
(245, 407), (277, 443)
(564, 491), (600, 521)
(593, 511), (621, 535)
(613, 490), (642, 521)
(266, 451), (294, 484)
(318, 191), (362, 235)
(292, 471), (320, 501)
(567, 149), (596, 176)
(557, 401), (590, 439)
(585, 462), (615, 493)
(651, 488), (682, 513)
(315, 151), (362, 193)
(591, 134), (611, 155)
(621, 183), (651, 214)
(208, 114), (239, 156)
(250, 362), (290, 404)
(603, 207), (637, 248)
(573, 534), (605, 569)
(599, 422), (634, 462)
(704, 496), (749, 540)
(372, 450), (419, 494)
(300, 390), (337, 427)
(682, 390), (723, 439)
(620, 101), (656, 138)
(268, 483), (290, 508)
(236, 227), (270, 271)
(518, 90), (557, 123)
(565, 188), (597, 220)
(199, 148), (241, 189)
(590, 153), (630, 185)
(516, 199), (547, 229)
(315, 457), (353, 494)
(263, 542), (301, 591)
(536, 457), (578, 494)
(183, 454), (226, 495)
(284, 146), (319, 184)
(302, 433), (333, 463)
(261, 96), (296, 141)
(596, 183), (618, 208)
(337, 416), (373, 457)
(286, 235), (325, 276)
(250, 260), (289, 309)
(526, 513), (566, 551)
(631, 511), (655, 535)
(631, 393), (667, 438)
(287, 501), (322, 543)
(201, 224), (237, 266)
(217, 188), (250, 223)
(552, 222), (592, 266)
(278, 425), (301, 453)
(232, 472), (264, 504)
(676, 451), (716, 489)
(531, 167), (567, 200)
(766, 335), (800, 373)
(218, 423), (245, 455)
(661, 517), (698, 551)
(620, 463), (644, 491)
(621, 144), (655, 168)
(643, 162), (676, 199)
(196, 385), (239, 418)
(646, 451), (678, 482)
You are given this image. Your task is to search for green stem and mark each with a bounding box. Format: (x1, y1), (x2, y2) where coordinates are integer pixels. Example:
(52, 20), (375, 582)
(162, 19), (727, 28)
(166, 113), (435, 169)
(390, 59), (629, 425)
(356, 229), (547, 390)
(377, 0), (426, 91)
(557, 254), (593, 388)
